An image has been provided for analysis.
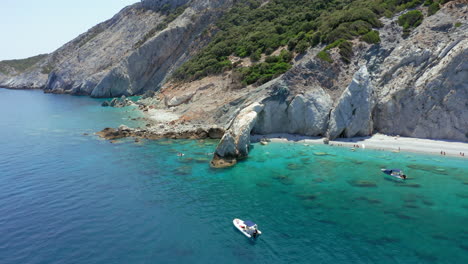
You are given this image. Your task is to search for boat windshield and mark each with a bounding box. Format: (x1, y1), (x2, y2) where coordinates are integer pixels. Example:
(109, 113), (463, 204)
(244, 220), (256, 227)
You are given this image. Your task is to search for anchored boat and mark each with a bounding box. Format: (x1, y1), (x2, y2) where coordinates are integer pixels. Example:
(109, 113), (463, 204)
(381, 168), (407, 180)
(233, 218), (262, 239)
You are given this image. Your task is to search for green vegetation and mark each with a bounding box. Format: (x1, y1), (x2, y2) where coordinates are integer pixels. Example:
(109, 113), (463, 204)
(398, 10), (424, 37)
(239, 50), (293, 85)
(427, 2), (440, 15)
(361, 30), (381, 44)
(134, 4), (187, 49)
(317, 50), (333, 63)
(0, 54), (48, 75)
(424, 0), (446, 16)
(398, 10), (424, 29)
(454, 22), (462, 28)
(41, 63), (55, 75)
(173, 0), (431, 85)
(316, 39), (353, 63)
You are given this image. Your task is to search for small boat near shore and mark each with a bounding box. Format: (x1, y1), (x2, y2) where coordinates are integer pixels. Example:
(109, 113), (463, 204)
(233, 218), (262, 239)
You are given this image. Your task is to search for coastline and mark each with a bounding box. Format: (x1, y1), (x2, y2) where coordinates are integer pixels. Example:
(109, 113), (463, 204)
(251, 133), (468, 159)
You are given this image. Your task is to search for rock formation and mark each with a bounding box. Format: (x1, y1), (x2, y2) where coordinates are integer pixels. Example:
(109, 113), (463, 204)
(211, 103), (264, 168)
(327, 66), (374, 139)
(0, 0), (466, 165)
(373, 6), (468, 141)
(101, 96), (135, 107)
(1, 0), (234, 97)
(252, 88), (332, 136)
(208, 2), (467, 165)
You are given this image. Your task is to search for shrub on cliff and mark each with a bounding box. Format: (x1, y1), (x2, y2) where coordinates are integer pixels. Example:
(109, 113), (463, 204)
(398, 10), (424, 37)
(0, 54), (48, 75)
(427, 2), (440, 16)
(398, 10), (424, 29)
(173, 0), (429, 84)
(317, 39), (353, 64)
(317, 50), (332, 63)
(361, 30), (381, 44)
(239, 49), (293, 85)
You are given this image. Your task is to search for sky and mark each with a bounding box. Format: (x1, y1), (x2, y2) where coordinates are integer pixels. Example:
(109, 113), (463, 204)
(0, 0), (138, 61)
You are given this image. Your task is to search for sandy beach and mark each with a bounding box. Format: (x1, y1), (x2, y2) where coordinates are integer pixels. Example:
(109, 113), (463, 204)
(252, 133), (468, 158)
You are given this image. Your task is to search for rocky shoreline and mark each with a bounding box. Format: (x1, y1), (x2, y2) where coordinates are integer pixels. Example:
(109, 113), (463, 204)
(96, 124), (225, 141)
(3, 1), (464, 169)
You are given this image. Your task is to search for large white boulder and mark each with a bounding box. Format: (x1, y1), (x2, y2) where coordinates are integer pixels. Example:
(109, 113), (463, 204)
(328, 66), (374, 139)
(287, 89), (332, 136)
(211, 102), (264, 168)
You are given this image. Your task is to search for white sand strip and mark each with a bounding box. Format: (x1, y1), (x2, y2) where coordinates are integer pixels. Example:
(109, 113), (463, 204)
(251, 133), (468, 158)
(146, 109), (180, 123)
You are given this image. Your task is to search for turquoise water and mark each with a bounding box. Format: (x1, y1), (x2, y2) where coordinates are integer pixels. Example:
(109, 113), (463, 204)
(0, 89), (467, 264)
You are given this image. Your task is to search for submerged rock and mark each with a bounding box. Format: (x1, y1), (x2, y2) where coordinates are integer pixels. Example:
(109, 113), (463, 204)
(101, 96), (135, 108)
(348, 180), (377, 187)
(367, 236), (401, 245)
(210, 155), (236, 168)
(174, 166), (192, 176)
(272, 174), (294, 185)
(287, 163), (303, 170)
(313, 152), (329, 156)
(422, 200), (435, 206)
(96, 127), (130, 140)
(356, 196), (381, 204)
(296, 193), (317, 200)
(395, 183), (421, 188)
(255, 181), (271, 188)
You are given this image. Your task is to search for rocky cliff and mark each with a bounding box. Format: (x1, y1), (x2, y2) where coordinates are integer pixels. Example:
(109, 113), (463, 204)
(0, 0), (466, 166)
(210, 1), (467, 165)
(0, 0), (233, 96)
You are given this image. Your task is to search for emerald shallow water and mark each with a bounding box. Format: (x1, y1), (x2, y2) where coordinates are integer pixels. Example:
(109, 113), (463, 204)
(0, 89), (467, 263)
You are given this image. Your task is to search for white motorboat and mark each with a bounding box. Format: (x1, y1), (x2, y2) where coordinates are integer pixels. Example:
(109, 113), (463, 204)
(233, 218), (262, 239)
(381, 168), (406, 180)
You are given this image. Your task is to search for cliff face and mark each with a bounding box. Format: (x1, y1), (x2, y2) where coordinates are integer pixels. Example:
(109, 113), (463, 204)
(0, 0), (233, 96)
(0, 0), (466, 156)
(210, 1), (467, 165)
(44, 3), (165, 96)
(0, 54), (49, 89)
(373, 8), (468, 141)
(252, 1), (467, 141)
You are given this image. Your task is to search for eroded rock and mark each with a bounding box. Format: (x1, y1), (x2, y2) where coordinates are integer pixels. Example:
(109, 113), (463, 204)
(327, 66), (374, 139)
(211, 102), (264, 168)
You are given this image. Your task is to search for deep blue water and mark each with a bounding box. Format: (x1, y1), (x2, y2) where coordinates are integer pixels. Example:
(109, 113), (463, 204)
(0, 89), (467, 264)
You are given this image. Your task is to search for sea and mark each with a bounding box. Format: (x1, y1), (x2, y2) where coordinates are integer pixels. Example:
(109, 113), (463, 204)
(0, 88), (467, 264)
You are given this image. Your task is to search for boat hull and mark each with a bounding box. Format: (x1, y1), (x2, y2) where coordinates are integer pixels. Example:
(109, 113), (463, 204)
(381, 169), (404, 181)
(233, 218), (261, 238)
